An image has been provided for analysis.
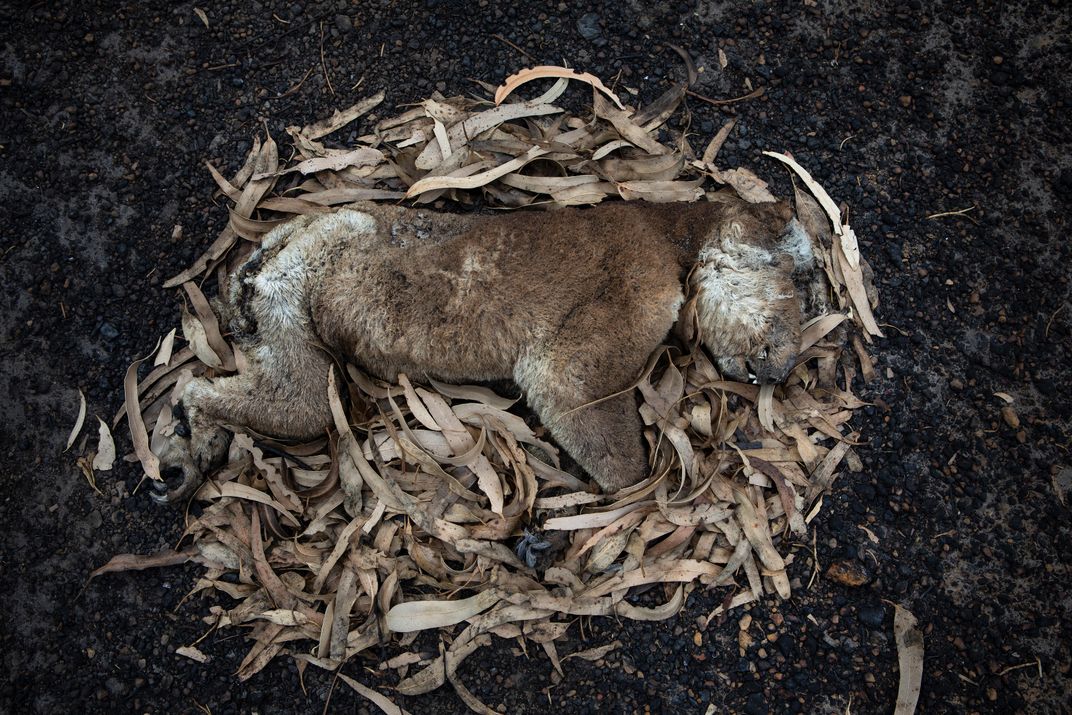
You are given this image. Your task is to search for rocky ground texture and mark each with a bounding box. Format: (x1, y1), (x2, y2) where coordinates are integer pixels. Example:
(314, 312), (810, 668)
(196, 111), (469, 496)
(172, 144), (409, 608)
(2, 1), (1070, 713)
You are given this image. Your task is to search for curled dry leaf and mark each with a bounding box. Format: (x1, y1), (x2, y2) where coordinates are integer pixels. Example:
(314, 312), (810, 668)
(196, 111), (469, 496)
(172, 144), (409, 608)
(562, 640), (622, 662)
(494, 65), (626, 110)
(176, 645), (210, 663)
(254, 147), (384, 179)
(92, 417), (116, 472)
(90, 548), (197, 579)
(181, 305), (223, 369)
(701, 118), (737, 165)
(406, 147), (548, 197)
(617, 179), (705, 203)
(764, 151), (843, 236)
(386, 590), (501, 633)
(123, 351), (160, 481)
(65, 389), (86, 452)
(154, 328), (177, 367)
(706, 166), (777, 204)
(300, 91), (385, 140)
(338, 672), (413, 715)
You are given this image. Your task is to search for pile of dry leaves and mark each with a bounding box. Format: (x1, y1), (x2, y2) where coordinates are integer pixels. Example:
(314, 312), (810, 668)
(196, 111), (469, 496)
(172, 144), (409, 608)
(92, 66), (889, 713)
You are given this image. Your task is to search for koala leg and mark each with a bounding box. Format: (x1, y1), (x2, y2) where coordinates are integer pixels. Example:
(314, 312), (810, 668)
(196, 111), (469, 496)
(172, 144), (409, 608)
(515, 290), (681, 493)
(516, 350), (648, 493)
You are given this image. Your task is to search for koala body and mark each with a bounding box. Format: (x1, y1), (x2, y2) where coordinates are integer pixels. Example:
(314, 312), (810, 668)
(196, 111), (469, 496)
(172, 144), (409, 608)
(157, 194), (816, 501)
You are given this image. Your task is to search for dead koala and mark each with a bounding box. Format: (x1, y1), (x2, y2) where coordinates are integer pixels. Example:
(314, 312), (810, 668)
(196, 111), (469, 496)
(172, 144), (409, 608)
(154, 192), (824, 502)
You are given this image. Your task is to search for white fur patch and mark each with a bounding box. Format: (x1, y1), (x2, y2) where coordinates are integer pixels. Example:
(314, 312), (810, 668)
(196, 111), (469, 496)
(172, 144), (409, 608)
(779, 218), (815, 270)
(253, 249), (309, 332)
(252, 209), (379, 334)
(694, 243), (794, 356)
(315, 208), (378, 237)
(695, 261), (770, 337)
(702, 237), (773, 269)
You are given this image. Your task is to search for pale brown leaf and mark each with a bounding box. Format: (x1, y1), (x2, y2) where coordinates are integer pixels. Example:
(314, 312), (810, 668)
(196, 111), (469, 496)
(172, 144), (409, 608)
(494, 65), (626, 110)
(894, 605), (924, 715)
(92, 417), (115, 472)
(90, 548), (196, 579)
(65, 389), (86, 452)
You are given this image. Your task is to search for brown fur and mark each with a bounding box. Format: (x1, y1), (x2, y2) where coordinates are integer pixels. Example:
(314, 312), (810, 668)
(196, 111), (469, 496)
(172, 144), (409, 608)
(155, 193), (816, 502)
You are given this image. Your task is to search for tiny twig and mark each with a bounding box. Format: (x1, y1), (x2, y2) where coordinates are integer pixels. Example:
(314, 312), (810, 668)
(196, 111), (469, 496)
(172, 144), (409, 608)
(998, 658), (1043, 678)
(806, 527), (819, 589)
(275, 65), (315, 99)
(319, 21), (335, 97)
(839, 133), (856, 150)
(878, 321), (910, 336)
(925, 205), (977, 221)
(607, 67), (624, 97)
(1045, 304), (1065, 338)
(685, 86), (765, 107)
(491, 33), (536, 62)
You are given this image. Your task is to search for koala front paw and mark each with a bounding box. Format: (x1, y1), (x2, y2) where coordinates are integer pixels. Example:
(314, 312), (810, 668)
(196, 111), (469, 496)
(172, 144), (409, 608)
(151, 401), (229, 505)
(152, 424), (202, 505)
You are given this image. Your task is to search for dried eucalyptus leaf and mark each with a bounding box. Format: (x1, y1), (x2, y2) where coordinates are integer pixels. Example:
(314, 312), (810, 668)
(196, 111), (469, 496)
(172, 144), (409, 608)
(92, 417), (116, 472)
(386, 590), (501, 633)
(893, 605), (924, 715)
(65, 389), (86, 452)
(495, 65), (626, 110)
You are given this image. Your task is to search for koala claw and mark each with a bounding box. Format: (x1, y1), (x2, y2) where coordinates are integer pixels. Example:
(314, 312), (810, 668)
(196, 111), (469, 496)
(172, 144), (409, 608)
(150, 469), (204, 504)
(153, 437), (208, 505)
(515, 529), (554, 569)
(149, 480), (171, 504)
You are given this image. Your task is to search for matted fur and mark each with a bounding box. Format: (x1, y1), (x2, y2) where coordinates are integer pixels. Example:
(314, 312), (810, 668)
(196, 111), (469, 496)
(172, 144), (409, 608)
(157, 194), (821, 500)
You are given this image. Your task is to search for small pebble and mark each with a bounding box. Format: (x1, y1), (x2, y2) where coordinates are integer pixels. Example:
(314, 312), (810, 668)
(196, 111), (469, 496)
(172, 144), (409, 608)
(858, 605), (886, 628)
(826, 560), (871, 587)
(1001, 405), (1020, 429)
(576, 13), (601, 41)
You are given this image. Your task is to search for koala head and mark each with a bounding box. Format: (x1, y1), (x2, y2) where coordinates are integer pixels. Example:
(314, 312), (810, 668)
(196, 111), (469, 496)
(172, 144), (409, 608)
(692, 199), (823, 384)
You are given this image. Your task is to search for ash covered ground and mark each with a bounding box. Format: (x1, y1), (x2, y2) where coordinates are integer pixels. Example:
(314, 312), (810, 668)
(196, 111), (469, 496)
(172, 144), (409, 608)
(1, 1), (1070, 712)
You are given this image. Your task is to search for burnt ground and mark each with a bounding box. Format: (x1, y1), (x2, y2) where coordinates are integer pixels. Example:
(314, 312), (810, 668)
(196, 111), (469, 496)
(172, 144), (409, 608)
(2, 1), (1070, 712)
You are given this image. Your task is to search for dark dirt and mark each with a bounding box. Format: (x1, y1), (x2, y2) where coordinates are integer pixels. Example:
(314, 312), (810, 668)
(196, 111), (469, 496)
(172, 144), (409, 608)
(2, 1), (1070, 713)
